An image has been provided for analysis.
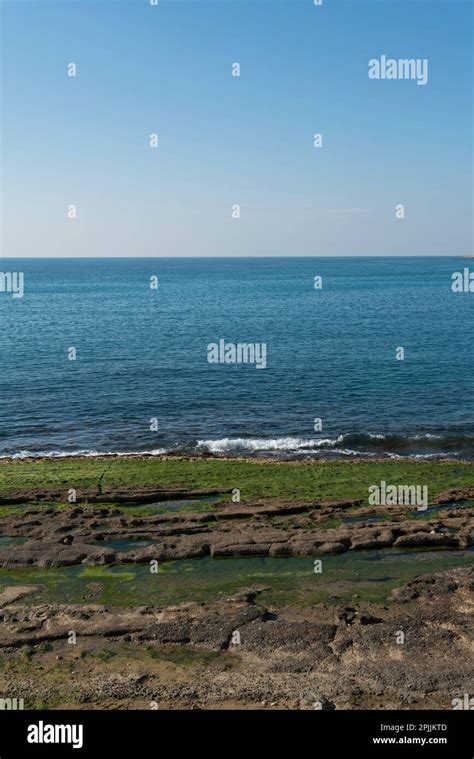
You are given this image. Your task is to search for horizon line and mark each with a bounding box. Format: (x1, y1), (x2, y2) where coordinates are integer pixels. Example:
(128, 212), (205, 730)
(0, 255), (469, 261)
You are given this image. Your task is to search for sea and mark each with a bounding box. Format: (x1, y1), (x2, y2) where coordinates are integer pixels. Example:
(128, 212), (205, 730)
(1, 257), (473, 460)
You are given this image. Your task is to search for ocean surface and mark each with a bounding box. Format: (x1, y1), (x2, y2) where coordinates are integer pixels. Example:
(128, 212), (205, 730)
(1, 257), (473, 460)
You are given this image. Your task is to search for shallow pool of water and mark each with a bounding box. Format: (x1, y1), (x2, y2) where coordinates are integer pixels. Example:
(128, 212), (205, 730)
(143, 496), (221, 512)
(0, 536), (28, 546)
(0, 546), (472, 608)
(409, 500), (472, 518)
(342, 500), (473, 524)
(92, 538), (157, 552)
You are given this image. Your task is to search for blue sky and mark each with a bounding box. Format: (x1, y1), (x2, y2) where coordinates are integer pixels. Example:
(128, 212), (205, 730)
(1, 0), (472, 257)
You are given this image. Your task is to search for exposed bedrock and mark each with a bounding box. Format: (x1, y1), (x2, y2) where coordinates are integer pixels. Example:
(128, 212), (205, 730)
(0, 567), (472, 709)
(0, 500), (472, 567)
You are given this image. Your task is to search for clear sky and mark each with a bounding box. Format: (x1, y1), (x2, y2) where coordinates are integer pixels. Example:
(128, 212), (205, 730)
(1, 0), (472, 257)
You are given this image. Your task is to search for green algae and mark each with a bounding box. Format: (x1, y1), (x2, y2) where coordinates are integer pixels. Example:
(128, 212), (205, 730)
(0, 547), (472, 609)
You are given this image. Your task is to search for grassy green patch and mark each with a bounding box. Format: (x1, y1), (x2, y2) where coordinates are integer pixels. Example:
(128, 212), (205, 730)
(318, 518), (344, 529)
(0, 458), (471, 506)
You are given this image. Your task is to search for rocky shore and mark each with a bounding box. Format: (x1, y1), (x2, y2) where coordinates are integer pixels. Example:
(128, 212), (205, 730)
(0, 467), (472, 710)
(0, 566), (472, 709)
(0, 492), (472, 568)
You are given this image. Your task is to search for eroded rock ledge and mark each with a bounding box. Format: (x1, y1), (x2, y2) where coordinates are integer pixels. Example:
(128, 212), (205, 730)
(0, 498), (472, 567)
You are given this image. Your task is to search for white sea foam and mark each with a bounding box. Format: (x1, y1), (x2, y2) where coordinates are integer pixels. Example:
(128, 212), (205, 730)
(196, 434), (393, 453)
(0, 431), (465, 460)
(196, 437), (341, 453)
(0, 449), (167, 460)
(412, 452), (459, 459)
(412, 433), (444, 440)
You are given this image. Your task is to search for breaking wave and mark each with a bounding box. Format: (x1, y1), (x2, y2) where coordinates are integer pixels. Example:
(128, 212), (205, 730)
(196, 431), (473, 458)
(0, 432), (472, 460)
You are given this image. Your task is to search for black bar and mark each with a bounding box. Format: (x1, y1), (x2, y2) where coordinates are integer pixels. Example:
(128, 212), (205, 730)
(0, 710), (472, 757)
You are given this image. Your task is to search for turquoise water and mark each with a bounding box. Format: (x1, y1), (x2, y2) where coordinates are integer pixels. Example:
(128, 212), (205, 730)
(1, 257), (473, 459)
